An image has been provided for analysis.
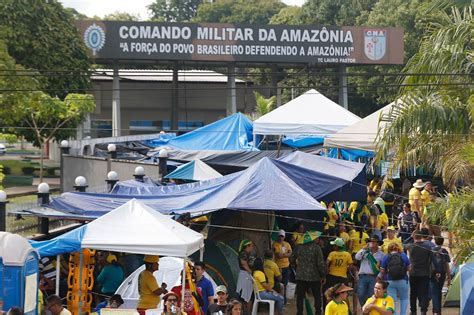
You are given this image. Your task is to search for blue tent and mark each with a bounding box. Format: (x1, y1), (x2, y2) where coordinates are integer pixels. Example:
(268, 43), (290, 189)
(29, 157), (361, 219)
(164, 159), (222, 181)
(145, 113), (256, 151)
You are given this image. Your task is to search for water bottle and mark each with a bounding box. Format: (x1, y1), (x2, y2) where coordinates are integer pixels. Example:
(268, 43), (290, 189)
(171, 304), (177, 314)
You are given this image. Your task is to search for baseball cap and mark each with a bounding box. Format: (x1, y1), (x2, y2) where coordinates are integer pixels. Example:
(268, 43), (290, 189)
(215, 285), (228, 294)
(239, 239), (253, 252)
(278, 229), (286, 237)
(106, 254), (117, 264)
(330, 238), (345, 248)
(387, 226), (397, 231)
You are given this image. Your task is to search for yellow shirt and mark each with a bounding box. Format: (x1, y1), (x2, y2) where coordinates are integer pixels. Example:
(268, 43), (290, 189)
(263, 259), (281, 288)
(272, 241), (291, 268)
(376, 212), (389, 230)
(325, 300), (349, 315)
(137, 270), (160, 309)
(327, 250), (353, 278)
(421, 189), (430, 207)
(409, 187), (421, 210)
(364, 294), (395, 315)
(253, 270), (267, 292)
(350, 231), (369, 254)
(327, 207), (338, 228)
(292, 232), (305, 245)
(339, 231), (350, 245)
(381, 237), (403, 254)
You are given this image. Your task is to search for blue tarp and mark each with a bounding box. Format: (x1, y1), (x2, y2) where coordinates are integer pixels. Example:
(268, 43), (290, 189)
(461, 262), (474, 315)
(110, 178), (161, 195)
(279, 151), (366, 202)
(145, 113), (256, 151)
(327, 148), (375, 161)
(38, 157), (366, 219)
(30, 225), (86, 257)
(164, 160), (222, 181)
(282, 136), (325, 148)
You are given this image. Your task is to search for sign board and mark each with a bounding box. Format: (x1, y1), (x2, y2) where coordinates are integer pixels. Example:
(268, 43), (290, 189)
(77, 21), (404, 65)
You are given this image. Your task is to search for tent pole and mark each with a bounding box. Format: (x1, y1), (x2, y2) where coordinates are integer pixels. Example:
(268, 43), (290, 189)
(276, 136), (282, 158)
(78, 251), (84, 315)
(55, 254), (60, 295)
(252, 134), (256, 150)
(181, 259), (186, 309)
(199, 248), (204, 261)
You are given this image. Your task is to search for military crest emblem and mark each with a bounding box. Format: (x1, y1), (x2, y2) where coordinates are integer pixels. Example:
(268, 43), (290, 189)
(364, 29), (386, 61)
(84, 23), (106, 56)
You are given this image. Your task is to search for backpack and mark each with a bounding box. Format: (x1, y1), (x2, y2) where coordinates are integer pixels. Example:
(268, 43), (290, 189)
(386, 253), (407, 280)
(432, 246), (447, 276)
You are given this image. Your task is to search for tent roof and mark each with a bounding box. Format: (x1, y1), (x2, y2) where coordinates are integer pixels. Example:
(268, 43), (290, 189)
(0, 232), (38, 266)
(164, 159), (222, 181)
(323, 101), (395, 151)
(253, 89), (360, 136)
(147, 113), (256, 151)
(31, 158), (340, 220)
(31, 199), (204, 257)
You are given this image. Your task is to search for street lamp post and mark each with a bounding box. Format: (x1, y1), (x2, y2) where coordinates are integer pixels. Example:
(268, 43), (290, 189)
(106, 171), (119, 192)
(133, 166), (145, 182)
(37, 182), (50, 235)
(73, 176), (88, 192)
(107, 143), (117, 174)
(60, 140), (70, 193)
(158, 149), (168, 182)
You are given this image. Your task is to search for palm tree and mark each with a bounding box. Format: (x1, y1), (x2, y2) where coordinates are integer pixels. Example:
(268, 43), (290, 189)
(376, 5), (473, 189)
(252, 91), (276, 119)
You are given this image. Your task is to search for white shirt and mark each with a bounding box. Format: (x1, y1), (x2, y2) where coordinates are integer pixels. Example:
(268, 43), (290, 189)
(355, 249), (384, 275)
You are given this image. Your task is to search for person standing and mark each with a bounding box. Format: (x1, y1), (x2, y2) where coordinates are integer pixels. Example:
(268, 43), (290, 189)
(206, 285), (229, 315)
(294, 231), (326, 315)
(326, 238), (354, 288)
(380, 243), (410, 315)
(162, 292), (186, 315)
(406, 231), (441, 315)
(96, 254), (124, 296)
(381, 227), (403, 254)
(272, 229), (292, 291)
(355, 235), (385, 308)
(362, 280), (395, 315)
(409, 179), (425, 217)
(235, 239), (255, 314)
(430, 237), (451, 315)
(397, 203), (420, 244)
(324, 283), (353, 315)
(137, 255), (168, 315)
(195, 262), (214, 314)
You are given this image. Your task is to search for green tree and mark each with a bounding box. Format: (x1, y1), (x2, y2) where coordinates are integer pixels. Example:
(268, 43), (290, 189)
(269, 6), (303, 25)
(103, 11), (141, 21)
(299, 0), (377, 26)
(194, 0), (285, 24)
(148, 0), (202, 22)
(376, 6), (473, 189)
(0, 0), (91, 99)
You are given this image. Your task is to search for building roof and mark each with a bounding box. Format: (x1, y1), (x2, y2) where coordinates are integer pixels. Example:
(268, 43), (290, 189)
(92, 69), (245, 83)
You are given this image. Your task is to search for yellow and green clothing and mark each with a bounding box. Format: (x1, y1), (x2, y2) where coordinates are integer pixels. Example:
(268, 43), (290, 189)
(364, 294), (395, 315)
(381, 237), (403, 254)
(325, 300), (349, 315)
(327, 250), (353, 278)
(350, 230), (369, 254)
(272, 241), (291, 268)
(409, 187), (421, 210)
(263, 259), (281, 289)
(253, 270), (267, 292)
(137, 270), (160, 309)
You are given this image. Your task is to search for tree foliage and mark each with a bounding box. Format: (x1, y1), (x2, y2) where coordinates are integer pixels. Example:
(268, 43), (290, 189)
(148, 0), (202, 22)
(103, 11), (141, 21)
(299, 0), (377, 26)
(269, 6), (303, 25)
(0, 0), (91, 100)
(194, 0), (286, 24)
(376, 6), (473, 189)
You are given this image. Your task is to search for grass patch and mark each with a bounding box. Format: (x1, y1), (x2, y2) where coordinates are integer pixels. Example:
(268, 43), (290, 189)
(0, 160), (60, 177)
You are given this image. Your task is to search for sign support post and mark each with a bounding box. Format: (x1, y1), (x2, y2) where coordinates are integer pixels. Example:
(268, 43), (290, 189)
(338, 65), (348, 109)
(112, 64), (121, 137)
(172, 63), (179, 131)
(227, 65), (237, 115)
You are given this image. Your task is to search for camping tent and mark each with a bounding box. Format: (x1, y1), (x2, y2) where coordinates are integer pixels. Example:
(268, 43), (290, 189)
(253, 89), (360, 136)
(31, 199), (204, 257)
(145, 113), (256, 151)
(323, 101), (396, 151)
(444, 254), (474, 312)
(164, 159), (222, 181)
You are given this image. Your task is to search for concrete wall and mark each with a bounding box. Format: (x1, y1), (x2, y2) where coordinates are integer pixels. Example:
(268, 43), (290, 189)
(62, 155), (161, 192)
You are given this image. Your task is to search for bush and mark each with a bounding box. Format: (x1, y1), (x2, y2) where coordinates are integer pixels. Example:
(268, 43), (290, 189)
(3, 167), (11, 175)
(22, 166), (35, 175)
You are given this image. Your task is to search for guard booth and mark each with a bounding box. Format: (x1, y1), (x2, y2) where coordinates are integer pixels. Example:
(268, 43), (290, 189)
(0, 232), (39, 315)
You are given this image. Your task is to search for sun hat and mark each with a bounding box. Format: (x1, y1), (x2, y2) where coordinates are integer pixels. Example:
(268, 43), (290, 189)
(335, 283), (353, 294)
(413, 179), (426, 188)
(215, 285), (228, 294)
(278, 229), (286, 237)
(143, 255), (159, 263)
(163, 291), (180, 303)
(106, 254), (117, 264)
(330, 238), (345, 248)
(302, 231), (321, 244)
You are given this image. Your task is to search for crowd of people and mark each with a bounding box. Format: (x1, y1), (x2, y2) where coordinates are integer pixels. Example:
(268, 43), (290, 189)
(33, 177), (452, 315)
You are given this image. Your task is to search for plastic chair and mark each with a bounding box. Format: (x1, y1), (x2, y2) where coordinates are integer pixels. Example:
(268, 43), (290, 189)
(251, 277), (275, 315)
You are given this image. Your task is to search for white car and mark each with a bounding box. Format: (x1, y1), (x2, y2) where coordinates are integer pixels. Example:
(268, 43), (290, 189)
(0, 144), (6, 156)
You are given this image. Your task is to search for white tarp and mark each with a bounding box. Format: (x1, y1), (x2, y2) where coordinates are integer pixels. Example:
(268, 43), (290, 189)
(253, 89), (360, 136)
(0, 232), (37, 266)
(323, 101), (395, 151)
(81, 199), (204, 257)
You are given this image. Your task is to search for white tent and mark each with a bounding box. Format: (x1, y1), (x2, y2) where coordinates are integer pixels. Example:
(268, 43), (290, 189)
(253, 89), (360, 136)
(323, 101), (395, 151)
(81, 199), (204, 257)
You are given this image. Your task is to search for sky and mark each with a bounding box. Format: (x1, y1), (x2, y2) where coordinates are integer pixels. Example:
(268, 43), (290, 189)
(60, 0), (305, 20)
